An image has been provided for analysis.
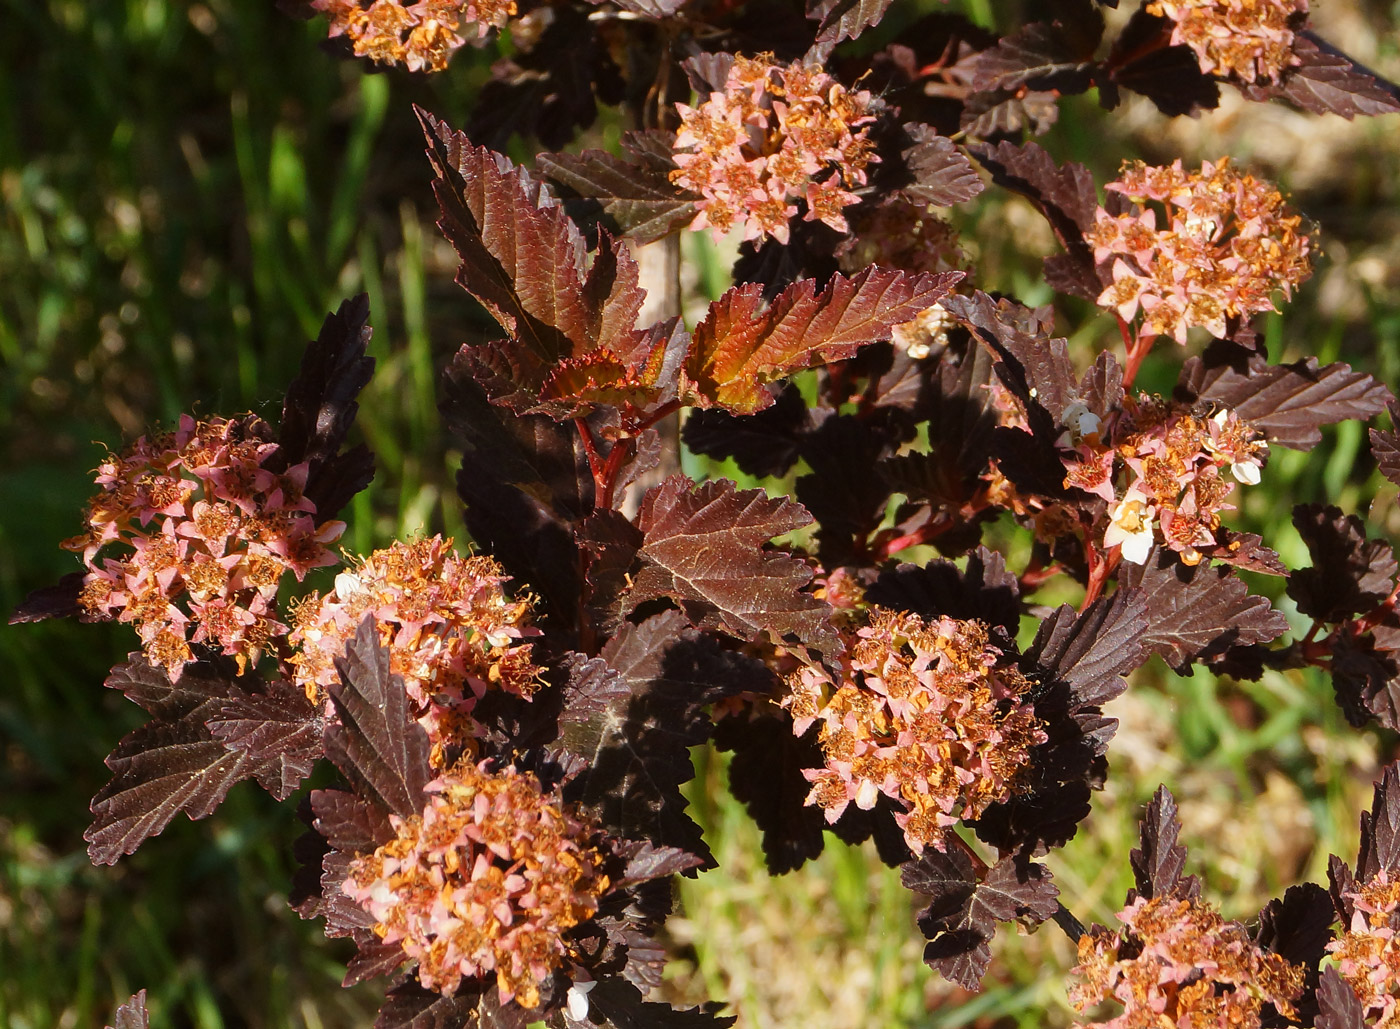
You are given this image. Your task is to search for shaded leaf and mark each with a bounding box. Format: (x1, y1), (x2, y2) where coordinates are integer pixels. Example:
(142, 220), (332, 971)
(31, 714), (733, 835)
(683, 269), (962, 415)
(899, 126), (984, 206)
(960, 90), (1061, 141)
(1024, 589), (1148, 707)
(904, 849), (1058, 990)
(275, 294), (377, 519)
(1106, 9), (1219, 116)
(866, 547), (1021, 634)
(795, 414), (898, 565)
(587, 0), (688, 16)
(1255, 882), (1335, 970)
(441, 358), (591, 633)
(107, 990), (149, 1029)
(1358, 762), (1400, 882)
(1129, 785), (1199, 902)
(1316, 965), (1367, 1029)
(715, 712), (828, 874)
(9, 571), (87, 624)
(1177, 342), (1392, 451)
(326, 617), (433, 821)
(538, 142), (698, 244)
(1118, 548), (1288, 671)
(681, 385), (814, 479)
(572, 977), (736, 1028)
(627, 476), (839, 661)
(207, 676), (322, 800)
(1330, 634), (1400, 730)
(1370, 400), (1400, 487)
(376, 978), (509, 1029)
(344, 936), (410, 987)
(1289, 504), (1397, 623)
(964, 3), (1103, 94)
(969, 142), (1101, 300)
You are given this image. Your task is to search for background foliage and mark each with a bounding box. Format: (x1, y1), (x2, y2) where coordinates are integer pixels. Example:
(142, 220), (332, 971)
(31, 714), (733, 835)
(2, 0), (1400, 1026)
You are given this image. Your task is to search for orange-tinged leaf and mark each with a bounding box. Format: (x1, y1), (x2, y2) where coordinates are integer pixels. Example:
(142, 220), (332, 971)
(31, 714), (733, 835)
(683, 268), (962, 414)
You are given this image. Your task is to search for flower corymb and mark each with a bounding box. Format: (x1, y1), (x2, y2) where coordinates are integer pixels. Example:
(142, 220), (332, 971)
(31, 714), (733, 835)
(1069, 893), (1304, 1029)
(1087, 158), (1311, 344)
(1146, 0), (1307, 84)
(289, 535), (541, 763)
(63, 414), (343, 678)
(1063, 397), (1268, 566)
(1327, 870), (1400, 1026)
(343, 762), (610, 1008)
(670, 53), (878, 244)
(783, 608), (1045, 854)
(312, 0), (515, 72)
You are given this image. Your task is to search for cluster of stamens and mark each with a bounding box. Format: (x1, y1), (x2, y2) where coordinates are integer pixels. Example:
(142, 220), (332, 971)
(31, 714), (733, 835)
(1146, 0), (1307, 84)
(670, 53), (878, 243)
(289, 535), (541, 765)
(1087, 159), (1311, 344)
(1060, 398), (1267, 566)
(312, 0), (515, 72)
(343, 762), (610, 1008)
(783, 608), (1045, 854)
(1069, 893), (1304, 1029)
(1326, 870), (1400, 1025)
(63, 414), (343, 678)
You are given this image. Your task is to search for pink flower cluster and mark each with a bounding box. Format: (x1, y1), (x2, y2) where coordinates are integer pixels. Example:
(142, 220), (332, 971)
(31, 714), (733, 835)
(1327, 870), (1400, 1025)
(1087, 159), (1311, 344)
(1061, 398), (1268, 566)
(313, 0), (515, 72)
(783, 608), (1045, 854)
(289, 536), (541, 766)
(1069, 894), (1303, 1029)
(670, 53), (878, 244)
(1147, 0), (1307, 84)
(63, 414), (343, 678)
(343, 762), (610, 1008)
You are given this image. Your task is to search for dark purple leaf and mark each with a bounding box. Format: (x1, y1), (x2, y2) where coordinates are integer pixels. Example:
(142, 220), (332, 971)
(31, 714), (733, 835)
(441, 357), (591, 633)
(808, 0), (891, 43)
(326, 617), (433, 822)
(1358, 762), (1400, 882)
(1128, 785), (1199, 902)
(1025, 589), (1148, 707)
(960, 90), (1061, 142)
(302, 788), (393, 935)
(1118, 548), (1288, 671)
(964, 3), (1103, 94)
(899, 126), (984, 206)
(714, 712), (828, 874)
(628, 476), (839, 661)
(1371, 400), (1400, 487)
(795, 414), (899, 565)
(585, 0), (687, 16)
(537, 143), (697, 245)
(573, 977), (736, 1028)
(681, 385), (814, 479)
(1198, 531), (1289, 576)
(867, 547), (1021, 634)
(1106, 10), (1219, 116)
(1177, 341), (1393, 451)
(554, 612), (747, 859)
(1330, 634), (1400, 730)
(86, 657), (298, 864)
(376, 978), (505, 1029)
(206, 677), (322, 800)
(344, 936), (409, 986)
(9, 571), (87, 624)
(107, 990), (149, 1029)
(904, 849), (1058, 989)
(1274, 34), (1400, 120)
(1316, 965), (1367, 1029)
(275, 294), (376, 519)
(969, 142), (1102, 301)
(1255, 882), (1335, 964)
(1289, 504), (1397, 623)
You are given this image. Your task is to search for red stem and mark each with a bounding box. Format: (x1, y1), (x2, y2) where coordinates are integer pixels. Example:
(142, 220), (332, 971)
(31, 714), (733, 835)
(1120, 319), (1157, 392)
